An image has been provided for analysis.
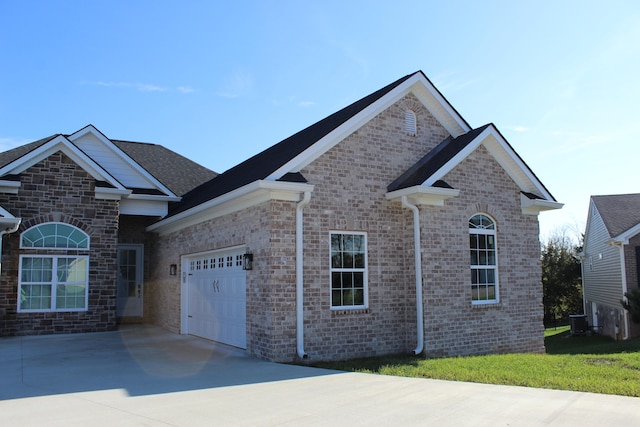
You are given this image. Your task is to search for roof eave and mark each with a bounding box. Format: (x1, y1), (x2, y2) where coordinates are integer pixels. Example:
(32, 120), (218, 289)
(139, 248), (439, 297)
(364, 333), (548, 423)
(386, 185), (460, 206)
(147, 180), (315, 235)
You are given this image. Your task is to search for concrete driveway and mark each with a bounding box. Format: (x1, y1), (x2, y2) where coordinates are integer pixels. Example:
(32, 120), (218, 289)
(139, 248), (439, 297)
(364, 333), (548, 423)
(1, 326), (639, 426)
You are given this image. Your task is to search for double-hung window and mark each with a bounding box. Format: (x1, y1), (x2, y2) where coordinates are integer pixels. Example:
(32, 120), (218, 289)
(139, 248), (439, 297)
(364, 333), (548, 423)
(18, 223), (90, 312)
(469, 214), (498, 304)
(330, 232), (367, 309)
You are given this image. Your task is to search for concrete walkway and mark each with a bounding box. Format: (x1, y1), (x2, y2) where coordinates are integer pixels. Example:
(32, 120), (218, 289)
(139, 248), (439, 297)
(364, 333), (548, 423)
(1, 326), (639, 426)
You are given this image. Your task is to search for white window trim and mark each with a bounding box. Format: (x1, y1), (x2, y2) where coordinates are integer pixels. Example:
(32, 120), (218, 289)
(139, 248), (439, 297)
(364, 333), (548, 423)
(20, 222), (90, 250)
(469, 214), (499, 305)
(18, 255), (90, 312)
(329, 231), (368, 310)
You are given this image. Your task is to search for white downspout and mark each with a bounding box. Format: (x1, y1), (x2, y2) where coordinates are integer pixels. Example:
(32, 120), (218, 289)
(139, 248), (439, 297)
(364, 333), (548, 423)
(402, 196), (424, 355)
(296, 191), (311, 359)
(0, 219), (21, 276)
(618, 244), (630, 340)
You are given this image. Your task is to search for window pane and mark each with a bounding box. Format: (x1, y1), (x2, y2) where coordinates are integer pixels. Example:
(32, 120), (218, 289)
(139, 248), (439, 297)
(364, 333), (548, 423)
(343, 252), (353, 268)
(353, 289), (364, 305)
(331, 272), (342, 289)
(331, 290), (342, 307)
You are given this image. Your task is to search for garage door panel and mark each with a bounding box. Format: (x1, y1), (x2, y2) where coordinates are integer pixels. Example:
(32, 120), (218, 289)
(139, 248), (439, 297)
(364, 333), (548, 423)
(185, 249), (246, 349)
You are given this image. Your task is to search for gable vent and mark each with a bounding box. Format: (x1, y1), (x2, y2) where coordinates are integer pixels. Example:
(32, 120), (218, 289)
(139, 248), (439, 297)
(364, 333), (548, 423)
(404, 110), (417, 136)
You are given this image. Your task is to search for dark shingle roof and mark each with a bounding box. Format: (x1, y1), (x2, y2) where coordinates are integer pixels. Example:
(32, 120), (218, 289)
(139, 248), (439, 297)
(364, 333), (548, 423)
(0, 132), (216, 197)
(592, 193), (640, 237)
(387, 124), (491, 191)
(0, 135), (59, 169)
(112, 140), (217, 196)
(171, 72), (420, 216)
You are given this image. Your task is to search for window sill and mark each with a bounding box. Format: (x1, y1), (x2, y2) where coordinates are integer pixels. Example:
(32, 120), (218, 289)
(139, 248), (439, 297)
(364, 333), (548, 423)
(331, 308), (370, 316)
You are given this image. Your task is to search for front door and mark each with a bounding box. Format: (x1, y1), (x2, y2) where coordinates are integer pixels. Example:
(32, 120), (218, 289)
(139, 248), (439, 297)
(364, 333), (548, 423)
(117, 244), (144, 317)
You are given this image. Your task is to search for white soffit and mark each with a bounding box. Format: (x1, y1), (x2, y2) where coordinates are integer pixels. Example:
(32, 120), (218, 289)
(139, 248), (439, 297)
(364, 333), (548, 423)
(148, 180), (314, 235)
(386, 185), (460, 206)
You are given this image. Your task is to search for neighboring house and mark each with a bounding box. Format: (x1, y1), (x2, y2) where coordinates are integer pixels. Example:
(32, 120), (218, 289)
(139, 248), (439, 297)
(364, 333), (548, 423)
(0, 71), (562, 361)
(581, 194), (640, 340)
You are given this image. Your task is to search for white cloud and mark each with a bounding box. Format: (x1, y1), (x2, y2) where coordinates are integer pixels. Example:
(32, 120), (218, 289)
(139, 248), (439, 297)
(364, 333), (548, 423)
(96, 81), (167, 92)
(177, 86), (196, 94)
(508, 125), (530, 132)
(216, 70), (254, 98)
(298, 101), (316, 108)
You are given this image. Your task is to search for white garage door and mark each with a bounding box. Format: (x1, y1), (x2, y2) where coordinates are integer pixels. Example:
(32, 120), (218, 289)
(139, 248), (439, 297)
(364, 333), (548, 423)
(185, 248), (246, 349)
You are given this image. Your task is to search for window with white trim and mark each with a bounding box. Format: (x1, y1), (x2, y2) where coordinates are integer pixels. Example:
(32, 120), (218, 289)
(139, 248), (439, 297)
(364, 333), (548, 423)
(330, 232), (367, 308)
(469, 214), (498, 304)
(18, 223), (90, 312)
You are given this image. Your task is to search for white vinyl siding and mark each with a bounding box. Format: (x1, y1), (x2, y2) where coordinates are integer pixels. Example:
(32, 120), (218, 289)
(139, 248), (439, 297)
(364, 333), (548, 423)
(582, 204), (624, 308)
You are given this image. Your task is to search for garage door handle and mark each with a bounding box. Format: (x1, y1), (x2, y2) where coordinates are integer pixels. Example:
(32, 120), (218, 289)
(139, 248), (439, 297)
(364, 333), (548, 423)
(188, 315), (193, 318)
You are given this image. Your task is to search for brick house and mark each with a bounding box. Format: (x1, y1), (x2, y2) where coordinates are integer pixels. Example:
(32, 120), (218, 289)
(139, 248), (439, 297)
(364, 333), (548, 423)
(0, 71), (562, 361)
(581, 194), (640, 340)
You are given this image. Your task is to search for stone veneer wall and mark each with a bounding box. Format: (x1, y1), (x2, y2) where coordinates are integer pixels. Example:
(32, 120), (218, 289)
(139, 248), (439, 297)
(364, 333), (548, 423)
(0, 152), (119, 335)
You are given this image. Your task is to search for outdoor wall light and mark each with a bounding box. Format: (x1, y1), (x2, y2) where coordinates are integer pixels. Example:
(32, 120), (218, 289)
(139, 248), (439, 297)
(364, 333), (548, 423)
(243, 252), (253, 270)
(169, 264), (177, 275)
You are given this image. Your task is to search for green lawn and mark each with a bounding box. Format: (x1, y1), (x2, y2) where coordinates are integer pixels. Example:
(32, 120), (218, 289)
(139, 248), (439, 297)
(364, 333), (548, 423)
(311, 327), (640, 397)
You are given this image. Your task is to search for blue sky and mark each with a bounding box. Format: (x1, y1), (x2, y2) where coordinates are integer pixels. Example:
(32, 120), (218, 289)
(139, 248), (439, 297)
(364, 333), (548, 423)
(1, 1), (639, 241)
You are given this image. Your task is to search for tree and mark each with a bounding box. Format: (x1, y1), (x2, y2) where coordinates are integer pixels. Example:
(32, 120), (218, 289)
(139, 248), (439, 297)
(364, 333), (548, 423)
(541, 234), (583, 326)
(622, 289), (640, 324)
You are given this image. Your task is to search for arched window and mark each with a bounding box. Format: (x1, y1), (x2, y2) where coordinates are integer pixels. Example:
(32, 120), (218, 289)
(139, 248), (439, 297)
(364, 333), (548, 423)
(21, 222), (89, 249)
(18, 223), (89, 312)
(469, 214), (498, 304)
(404, 110), (417, 136)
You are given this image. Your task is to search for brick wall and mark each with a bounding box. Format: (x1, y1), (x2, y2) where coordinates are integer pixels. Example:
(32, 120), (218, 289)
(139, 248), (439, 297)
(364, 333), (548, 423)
(421, 145), (545, 356)
(148, 93), (545, 361)
(0, 152), (119, 335)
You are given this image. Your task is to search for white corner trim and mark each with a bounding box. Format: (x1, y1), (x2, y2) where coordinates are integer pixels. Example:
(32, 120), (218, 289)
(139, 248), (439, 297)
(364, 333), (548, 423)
(520, 194), (564, 215)
(0, 180), (21, 194)
(95, 187), (131, 200)
(147, 180), (315, 235)
(386, 185), (459, 206)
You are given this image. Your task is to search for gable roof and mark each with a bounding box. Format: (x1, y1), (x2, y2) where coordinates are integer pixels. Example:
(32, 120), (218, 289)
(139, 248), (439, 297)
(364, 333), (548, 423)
(388, 124), (491, 191)
(387, 123), (557, 203)
(170, 71), (471, 216)
(591, 193), (640, 241)
(0, 126), (216, 198)
(112, 140), (217, 196)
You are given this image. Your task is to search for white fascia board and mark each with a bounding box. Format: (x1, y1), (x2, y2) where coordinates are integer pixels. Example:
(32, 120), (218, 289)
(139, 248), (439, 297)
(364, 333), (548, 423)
(68, 125), (178, 198)
(95, 187), (132, 200)
(520, 193), (564, 215)
(425, 125), (557, 202)
(0, 205), (20, 233)
(0, 135), (127, 191)
(0, 180), (21, 194)
(147, 180), (314, 235)
(408, 75), (470, 137)
(266, 74), (470, 181)
(386, 185), (459, 206)
(120, 199), (168, 217)
(125, 193), (181, 202)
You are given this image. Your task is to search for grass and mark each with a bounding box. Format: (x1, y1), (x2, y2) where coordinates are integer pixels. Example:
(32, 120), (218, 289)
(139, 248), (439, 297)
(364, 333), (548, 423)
(310, 327), (640, 397)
